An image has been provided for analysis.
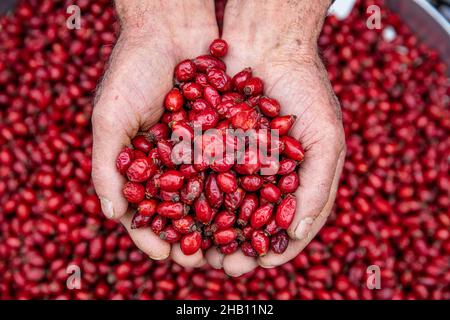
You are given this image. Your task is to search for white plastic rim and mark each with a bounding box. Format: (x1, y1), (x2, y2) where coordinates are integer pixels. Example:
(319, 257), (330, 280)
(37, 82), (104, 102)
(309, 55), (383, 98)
(412, 0), (450, 35)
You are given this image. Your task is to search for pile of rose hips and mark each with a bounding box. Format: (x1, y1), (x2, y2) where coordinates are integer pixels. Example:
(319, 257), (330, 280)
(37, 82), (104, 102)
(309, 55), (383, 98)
(117, 39), (302, 257)
(0, 0), (448, 300)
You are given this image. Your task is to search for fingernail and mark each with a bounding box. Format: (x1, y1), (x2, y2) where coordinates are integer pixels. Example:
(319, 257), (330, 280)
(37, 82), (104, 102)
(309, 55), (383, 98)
(258, 259), (274, 269)
(149, 253), (169, 261)
(195, 258), (207, 268)
(294, 217), (314, 240)
(99, 197), (115, 219)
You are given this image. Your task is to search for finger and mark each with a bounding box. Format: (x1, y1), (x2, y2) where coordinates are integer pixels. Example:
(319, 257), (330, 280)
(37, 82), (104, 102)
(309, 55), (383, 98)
(288, 123), (345, 240)
(171, 243), (206, 268)
(92, 104), (133, 220)
(259, 149), (345, 267)
(120, 211), (171, 260)
(223, 250), (258, 277)
(205, 247), (225, 269)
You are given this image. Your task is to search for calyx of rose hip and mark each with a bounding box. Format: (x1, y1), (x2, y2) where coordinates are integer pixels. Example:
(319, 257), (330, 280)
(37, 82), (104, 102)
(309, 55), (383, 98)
(117, 39), (303, 257)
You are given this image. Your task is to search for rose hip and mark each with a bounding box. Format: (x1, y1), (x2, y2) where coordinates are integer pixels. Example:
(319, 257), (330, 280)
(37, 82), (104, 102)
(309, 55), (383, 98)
(219, 241), (239, 255)
(147, 123), (169, 141)
(231, 108), (260, 130)
(207, 67), (232, 92)
(191, 99), (211, 112)
(260, 184), (281, 203)
(182, 82), (203, 101)
(243, 77), (264, 96)
(213, 228), (238, 245)
(180, 177), (203, 205)
(251, 230), (269, 256)
(131, 212), (152, 229)
(278, 172), (300, 194)
(213, 211), (236, 230)
(145, 178), (160, 198)
(190, 108), (219, 131)
(277, 159), (298, 175)
(275, 194), (297, 229)
(174, 59), (196, 82)
(270, 230), (289, 254)
(159, 190), (181, 202)
(209, 39), (228, 58)
(281, 136), (305, 162)
(232, 68), (252, 93)
(241, 241), (258, 257)
(264, 217), (282, 236)
(116, 147), (134, 174)
(180, 231), (202, 255)
(126, 158), (155, 182)
(258, 97), (280, 118)
(239, 175), (264, 192)
(150, 215), (167, 235)
(250, 204), (274, 229)
(204, 173), (224, 209)
(270, 115), (296, 136)
(203, 85), (221, 108)
(173, 216), (197, 234)
(131, 135), (153, 154)
(164, 88), (184, 112)
(157, 201), (188, 220)
(157, 140), (176, 168)
(194, 193), (215, 224)
(193, 55), (226, 73)
(159, 170), (185, 192)
(224, 188), (246, 212)
(159, 226), (181, 243)
(137, 199), (158, 217)
(216, 172), (238, 193)
(238, 194), (259, 226)
(123, 182), (145, 204)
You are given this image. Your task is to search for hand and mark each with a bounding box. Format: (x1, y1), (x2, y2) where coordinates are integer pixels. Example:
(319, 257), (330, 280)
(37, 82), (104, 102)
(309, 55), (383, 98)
(205, 0), (346, 276)
(92, 0), (218, 267)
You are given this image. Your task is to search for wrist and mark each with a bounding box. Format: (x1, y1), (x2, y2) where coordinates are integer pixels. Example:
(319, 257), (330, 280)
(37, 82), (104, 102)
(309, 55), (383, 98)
(115, 0), (218, 58)
(224, 0), (330, 54)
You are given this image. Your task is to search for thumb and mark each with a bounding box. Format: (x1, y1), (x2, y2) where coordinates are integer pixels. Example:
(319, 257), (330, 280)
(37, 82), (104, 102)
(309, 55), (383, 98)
(92, 103), (133, 220)
(287, 126), (345, 240)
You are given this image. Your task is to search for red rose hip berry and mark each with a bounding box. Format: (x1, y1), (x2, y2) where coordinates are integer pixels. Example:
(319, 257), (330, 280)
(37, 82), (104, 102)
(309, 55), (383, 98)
(258, 97), (280, 118)
(275, 194), (297, 229)
(278, 172), (300, 194)
(159, 170), (185, 192)
(250, 203), (274, 229)
(209, 39), (228, 58)
(123, 181), (145, 204)
(180, 231), (202, 255)
(251, 230), (270, 256)
(216, 172), (238, 193)
(174, 59), (196, 82)
(164, 88), (184, 112)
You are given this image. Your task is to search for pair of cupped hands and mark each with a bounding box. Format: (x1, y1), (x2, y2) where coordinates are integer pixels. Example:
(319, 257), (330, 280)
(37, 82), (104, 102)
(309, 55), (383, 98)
(92, 0), (345, 276)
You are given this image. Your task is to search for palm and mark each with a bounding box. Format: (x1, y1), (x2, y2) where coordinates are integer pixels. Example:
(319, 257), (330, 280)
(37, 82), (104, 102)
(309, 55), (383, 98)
(95, 44), (174, 137)
(92, 32), (218, 267)
(205, 40), (346, 274)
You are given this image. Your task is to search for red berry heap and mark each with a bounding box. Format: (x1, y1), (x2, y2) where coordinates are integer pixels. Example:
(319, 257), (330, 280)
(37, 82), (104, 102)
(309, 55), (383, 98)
(0, 0), (448, 300)
(117, 39), (303, 257)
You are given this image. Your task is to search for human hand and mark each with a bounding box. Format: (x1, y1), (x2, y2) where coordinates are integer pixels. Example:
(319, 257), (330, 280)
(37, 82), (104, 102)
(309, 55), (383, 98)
(92, 0), (218, 267)
(205, 0), (346, 276)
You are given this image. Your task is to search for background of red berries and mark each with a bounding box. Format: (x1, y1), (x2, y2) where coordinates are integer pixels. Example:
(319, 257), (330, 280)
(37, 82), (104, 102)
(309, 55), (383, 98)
(0, 0), (448, 300)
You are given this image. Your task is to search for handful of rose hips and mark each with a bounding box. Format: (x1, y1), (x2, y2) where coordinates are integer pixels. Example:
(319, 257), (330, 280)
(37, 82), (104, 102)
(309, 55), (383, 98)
(116, 39), (304, 257)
